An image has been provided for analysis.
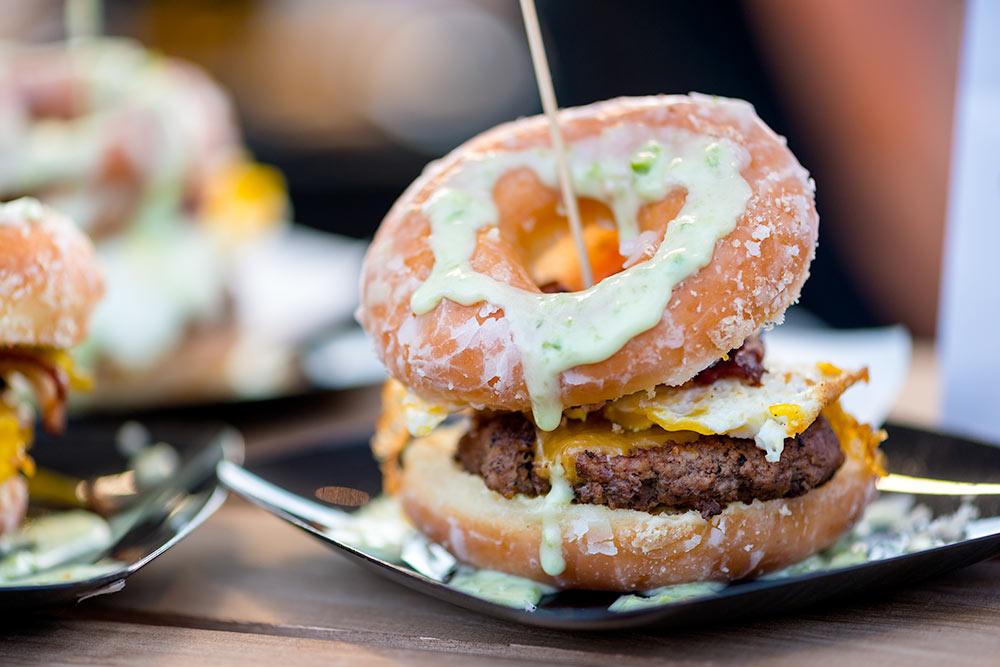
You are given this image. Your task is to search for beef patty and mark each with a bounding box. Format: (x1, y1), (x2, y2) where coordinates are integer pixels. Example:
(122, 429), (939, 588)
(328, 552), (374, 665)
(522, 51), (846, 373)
(455, 412), (844, 519)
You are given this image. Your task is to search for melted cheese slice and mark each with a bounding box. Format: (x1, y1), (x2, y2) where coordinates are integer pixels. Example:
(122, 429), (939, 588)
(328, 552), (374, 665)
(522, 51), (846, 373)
(602, 362), (868, 462)
(0, 401), (33, 484)
(537, 419), (702, 483)
(203, 159), (288, 241)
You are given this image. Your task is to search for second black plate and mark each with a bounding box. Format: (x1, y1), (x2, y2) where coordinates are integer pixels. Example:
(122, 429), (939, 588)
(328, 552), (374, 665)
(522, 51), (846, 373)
(0, 421), (242, 609)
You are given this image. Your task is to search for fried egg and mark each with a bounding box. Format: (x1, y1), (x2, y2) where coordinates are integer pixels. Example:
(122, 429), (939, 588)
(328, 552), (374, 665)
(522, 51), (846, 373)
(602, 362), (868, 461)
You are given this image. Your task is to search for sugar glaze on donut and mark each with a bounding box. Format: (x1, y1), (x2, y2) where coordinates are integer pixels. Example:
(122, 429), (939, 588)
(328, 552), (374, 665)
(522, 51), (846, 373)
(359, 94), (818, 428)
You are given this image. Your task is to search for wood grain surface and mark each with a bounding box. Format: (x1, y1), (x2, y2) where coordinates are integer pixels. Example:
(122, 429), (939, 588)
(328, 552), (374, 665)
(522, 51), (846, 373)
(6, 340), (1000, 665)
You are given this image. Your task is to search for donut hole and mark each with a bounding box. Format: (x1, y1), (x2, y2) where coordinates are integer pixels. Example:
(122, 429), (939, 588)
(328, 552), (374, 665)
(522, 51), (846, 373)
(492, 168), (687, 291)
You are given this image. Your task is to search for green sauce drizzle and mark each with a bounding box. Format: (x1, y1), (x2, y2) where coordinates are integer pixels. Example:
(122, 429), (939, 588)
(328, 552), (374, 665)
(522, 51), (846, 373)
(411, 123), (752, 430)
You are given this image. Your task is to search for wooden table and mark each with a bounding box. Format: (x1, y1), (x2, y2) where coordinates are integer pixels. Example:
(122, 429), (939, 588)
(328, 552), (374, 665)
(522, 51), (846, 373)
(7, 341), (1000, 665)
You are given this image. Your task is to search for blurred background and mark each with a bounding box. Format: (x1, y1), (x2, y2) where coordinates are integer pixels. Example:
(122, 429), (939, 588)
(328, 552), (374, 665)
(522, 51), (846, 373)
(0, 0), (963, 411)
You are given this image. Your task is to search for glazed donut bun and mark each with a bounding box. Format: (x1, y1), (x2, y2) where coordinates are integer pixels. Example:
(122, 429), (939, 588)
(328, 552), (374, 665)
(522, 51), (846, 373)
(359, 94), (817, 413)
(0, 198), (104, 348)
(400, 424), (878, 591)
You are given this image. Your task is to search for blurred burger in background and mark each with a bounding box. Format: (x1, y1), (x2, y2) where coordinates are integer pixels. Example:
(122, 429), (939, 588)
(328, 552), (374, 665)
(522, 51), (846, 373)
(0, 2), (365, 407)
(0, 34), (295, 406)
(0, 197), (103, 534)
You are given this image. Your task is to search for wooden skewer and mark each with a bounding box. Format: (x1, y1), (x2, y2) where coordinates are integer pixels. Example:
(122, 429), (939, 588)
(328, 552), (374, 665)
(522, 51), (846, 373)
(63, 0), (101, 116)
(519, 0), (594, 289)
(64, 0), (102, 42)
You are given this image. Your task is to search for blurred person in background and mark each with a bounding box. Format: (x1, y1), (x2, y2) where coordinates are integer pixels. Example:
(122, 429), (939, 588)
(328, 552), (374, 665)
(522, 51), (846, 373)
(1, 1), (960, 361)
(747, 0), (961, 337)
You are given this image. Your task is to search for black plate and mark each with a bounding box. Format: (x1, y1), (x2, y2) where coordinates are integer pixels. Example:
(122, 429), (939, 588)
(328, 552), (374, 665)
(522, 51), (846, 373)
(0, 420), (242, 609)
(232, 424), (1000, 630)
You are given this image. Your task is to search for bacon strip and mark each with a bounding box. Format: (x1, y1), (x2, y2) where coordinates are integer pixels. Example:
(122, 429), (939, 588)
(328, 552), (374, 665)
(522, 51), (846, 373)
(693, 333), (765, 386)
(0, 350), (69, 434)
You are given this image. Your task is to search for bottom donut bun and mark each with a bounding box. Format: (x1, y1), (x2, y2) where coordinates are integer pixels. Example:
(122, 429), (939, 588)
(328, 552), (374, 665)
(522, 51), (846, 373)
(399, 422), (879, 591)
(0, 475), (28, 537)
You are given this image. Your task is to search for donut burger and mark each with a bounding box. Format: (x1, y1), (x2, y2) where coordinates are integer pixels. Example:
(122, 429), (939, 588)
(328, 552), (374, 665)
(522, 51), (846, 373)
(0, 198), (104, 536)
(358, 95), (884, 590)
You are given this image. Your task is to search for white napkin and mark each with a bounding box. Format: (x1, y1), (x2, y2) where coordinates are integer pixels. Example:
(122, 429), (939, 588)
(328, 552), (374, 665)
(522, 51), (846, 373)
(230, 226), (367, 346)
(302, 327), (387, 390)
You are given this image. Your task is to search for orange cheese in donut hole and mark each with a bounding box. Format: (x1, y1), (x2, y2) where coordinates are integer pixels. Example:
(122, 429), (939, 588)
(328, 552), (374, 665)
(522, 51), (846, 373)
(358, 95), (818, 426)
(494, 170), (693, 292)
(491, 169), (619, 291)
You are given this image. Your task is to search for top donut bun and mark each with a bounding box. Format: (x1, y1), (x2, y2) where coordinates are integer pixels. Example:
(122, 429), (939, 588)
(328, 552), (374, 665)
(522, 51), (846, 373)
(359, 95), (818, 412)
(0, 198), (104, 348)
